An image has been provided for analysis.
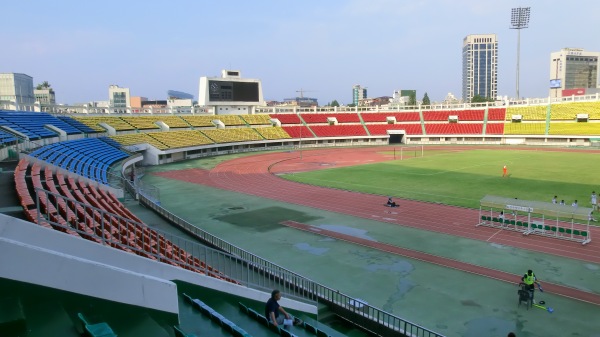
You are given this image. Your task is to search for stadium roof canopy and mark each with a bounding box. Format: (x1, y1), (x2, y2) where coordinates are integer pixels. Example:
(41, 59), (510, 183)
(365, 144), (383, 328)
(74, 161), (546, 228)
(167, 90), (194, 100)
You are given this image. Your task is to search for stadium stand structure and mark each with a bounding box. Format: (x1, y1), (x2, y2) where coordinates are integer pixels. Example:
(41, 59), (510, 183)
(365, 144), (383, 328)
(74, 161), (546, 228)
(3, 97), (600, 336)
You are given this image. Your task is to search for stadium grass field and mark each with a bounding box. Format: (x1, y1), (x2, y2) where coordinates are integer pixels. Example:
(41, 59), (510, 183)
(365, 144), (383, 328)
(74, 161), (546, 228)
(281, 148), (600, 211)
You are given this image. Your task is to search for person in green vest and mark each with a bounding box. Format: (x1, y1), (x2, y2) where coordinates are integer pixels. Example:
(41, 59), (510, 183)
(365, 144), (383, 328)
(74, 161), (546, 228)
(521, 269), (541, 303)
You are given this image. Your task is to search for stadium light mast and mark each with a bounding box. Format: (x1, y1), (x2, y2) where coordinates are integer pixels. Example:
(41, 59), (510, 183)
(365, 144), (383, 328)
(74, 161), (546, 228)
(510, 7), (531, 99)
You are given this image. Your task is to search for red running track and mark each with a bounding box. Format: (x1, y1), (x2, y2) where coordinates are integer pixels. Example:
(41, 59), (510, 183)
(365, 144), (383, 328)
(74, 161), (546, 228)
(154, 146), (600, 303)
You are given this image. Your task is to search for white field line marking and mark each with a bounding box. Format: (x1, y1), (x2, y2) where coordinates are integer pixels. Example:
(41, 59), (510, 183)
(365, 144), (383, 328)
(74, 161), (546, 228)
(487, 228), (504, 242)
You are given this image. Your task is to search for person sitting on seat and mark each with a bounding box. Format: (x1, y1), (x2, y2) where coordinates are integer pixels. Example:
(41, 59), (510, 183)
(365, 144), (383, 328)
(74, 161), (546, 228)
(387, 197), (398, 207)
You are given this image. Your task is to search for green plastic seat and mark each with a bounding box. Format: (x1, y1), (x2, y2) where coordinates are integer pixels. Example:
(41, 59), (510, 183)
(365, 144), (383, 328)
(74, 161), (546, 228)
(510, 220), (516, 226)
(551, 226), (557, 232)
(566, 228), (572, 234)
(581, 231), (588, 237)
(77, 313), (116, 337)
(238, 302), (248, 314)
(544, 225), (551, 231)
(573, 230), (581, 235)
(516, 221), (523, 227)
(558, 227), (565, 233)
(174, 325), (198, 337)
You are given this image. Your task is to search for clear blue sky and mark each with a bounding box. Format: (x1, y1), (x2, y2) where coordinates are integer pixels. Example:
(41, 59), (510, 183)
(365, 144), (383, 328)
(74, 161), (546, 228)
(2, 0), (599, 105)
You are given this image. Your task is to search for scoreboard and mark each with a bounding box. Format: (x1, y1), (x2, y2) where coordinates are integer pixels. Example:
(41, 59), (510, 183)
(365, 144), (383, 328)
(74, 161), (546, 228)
(198, 70), (264, 107)
(208, 80), (260, 102)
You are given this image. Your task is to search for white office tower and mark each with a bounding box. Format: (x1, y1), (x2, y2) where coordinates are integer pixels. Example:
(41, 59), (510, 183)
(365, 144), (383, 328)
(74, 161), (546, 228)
(549, 48), (600, 98)
(462, 34), (498, 102)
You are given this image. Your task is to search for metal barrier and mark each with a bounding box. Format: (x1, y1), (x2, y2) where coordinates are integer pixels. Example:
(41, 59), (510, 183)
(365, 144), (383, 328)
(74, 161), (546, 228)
(137, 192), (445, 337)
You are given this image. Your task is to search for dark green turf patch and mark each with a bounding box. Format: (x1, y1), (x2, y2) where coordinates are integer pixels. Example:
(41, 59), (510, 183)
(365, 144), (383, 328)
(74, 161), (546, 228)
(215, 206), (321, 232)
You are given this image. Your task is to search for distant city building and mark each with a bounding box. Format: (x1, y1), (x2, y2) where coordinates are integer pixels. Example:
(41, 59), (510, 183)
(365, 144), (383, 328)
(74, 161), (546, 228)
(130, 96), (148, 108)
(141, 100), (167, 108)
(549, 48), (600, 98)
(108, 85), (130, 113)
(462, 34), (498, 102)
(359, 96), (391, 107)
(442, 92), (461, 104)
(34, 88), (56, 106)
(167, 98), (193, 114)
(0, 73), (35, 110)
(352, 85), (367, 106)
(282, 96), (318, 107)
(389, 90), (416, 106)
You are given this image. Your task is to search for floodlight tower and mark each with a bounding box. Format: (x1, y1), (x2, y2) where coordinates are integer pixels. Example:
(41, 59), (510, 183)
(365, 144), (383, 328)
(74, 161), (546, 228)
(510, 7), (531, 99)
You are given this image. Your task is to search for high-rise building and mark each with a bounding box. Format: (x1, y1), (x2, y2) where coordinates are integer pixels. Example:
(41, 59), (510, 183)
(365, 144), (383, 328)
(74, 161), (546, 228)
(549, 48), (599, 98)
(352, 85), (367, 106)
(0, 73), (35, 110)
(462, 34), (498, 102)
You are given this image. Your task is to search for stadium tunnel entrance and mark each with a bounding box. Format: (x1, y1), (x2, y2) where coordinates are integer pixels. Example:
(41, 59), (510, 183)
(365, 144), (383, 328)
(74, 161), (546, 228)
(387, 130), (405, 144)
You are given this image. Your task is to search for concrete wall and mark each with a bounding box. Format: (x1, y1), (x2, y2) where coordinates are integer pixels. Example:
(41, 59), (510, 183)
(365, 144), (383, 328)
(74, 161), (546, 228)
(0, 214), (317, 315)
(0, 214), (178, 314)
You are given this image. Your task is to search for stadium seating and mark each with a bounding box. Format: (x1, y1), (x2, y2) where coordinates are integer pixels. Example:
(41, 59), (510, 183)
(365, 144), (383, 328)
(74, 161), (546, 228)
(309, 125), (367, 137)
(503, 122), (546, 135)
(299, 113), (360, 123)
(201, 129), (263, 143)
(254, 126), (292, 140)
(240, 114), (272, 125)
(422, 110), (486, 121)
(299, 113), (329, 123)
(281, 125), (314, 138)
(180, 115), (217, 127)
(110, 133), (169, 150)
(0, 110), (82, 139)
(487, 108), (507, 121)
(56, 116), (100, 133)
(506, 105), (548, 121)
(28, 138), (129, 184)
(71, 116), (135, 131)
(213, 115), (246, 126)
(15, 158), (237, 283)
(269, 113), (302, 124)
(120, 116), (161, 130)
(0, 129), (17, 145)
(549, 122), (600, 135)
(366, 123), (423, 135)
(484, 123), (505, 135)
(147, 130), (214, 148)
(358, 112), (420, 122)
(550, 101), (600, 120)
(424, 123), (483, 135)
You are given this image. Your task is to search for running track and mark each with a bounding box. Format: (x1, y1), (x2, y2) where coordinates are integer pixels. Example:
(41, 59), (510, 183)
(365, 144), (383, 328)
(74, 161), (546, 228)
(154, 146), (600, 304)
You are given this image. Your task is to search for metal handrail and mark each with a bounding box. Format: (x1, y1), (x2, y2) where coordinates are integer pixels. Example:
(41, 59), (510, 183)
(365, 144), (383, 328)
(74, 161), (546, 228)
(137, 192), (445, 337)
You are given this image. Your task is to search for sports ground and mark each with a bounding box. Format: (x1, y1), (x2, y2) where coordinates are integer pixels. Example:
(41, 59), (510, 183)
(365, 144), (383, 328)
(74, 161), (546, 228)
(141, 145), (600, 337)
